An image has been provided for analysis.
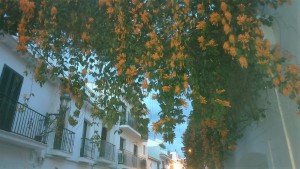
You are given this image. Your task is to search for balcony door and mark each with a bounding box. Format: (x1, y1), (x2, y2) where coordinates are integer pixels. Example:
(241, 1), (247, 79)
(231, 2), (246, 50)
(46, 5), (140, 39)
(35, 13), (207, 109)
(0, 65), (23, 131)
(80, 120), (91, 157)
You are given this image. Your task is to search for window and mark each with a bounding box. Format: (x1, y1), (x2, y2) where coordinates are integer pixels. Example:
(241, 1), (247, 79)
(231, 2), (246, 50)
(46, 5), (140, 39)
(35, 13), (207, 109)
(101, 127), (107, 141)
(120, 137), (125, 150)
(134, 144), (138, 155)
(143, 145), (146, 155)
(0, 64), (23, 131)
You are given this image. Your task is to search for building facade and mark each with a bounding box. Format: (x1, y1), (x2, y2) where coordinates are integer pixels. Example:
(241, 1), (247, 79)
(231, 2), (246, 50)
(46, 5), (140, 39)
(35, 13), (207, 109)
(169, 152), (185, 169)
(147, 139), (171, 169)
(224, 2), (300, 169)
(0, 35), (147, 169)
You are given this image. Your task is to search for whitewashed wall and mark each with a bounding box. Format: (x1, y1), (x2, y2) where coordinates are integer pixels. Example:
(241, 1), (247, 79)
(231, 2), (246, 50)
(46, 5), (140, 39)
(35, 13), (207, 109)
(224, 2), (300, 169)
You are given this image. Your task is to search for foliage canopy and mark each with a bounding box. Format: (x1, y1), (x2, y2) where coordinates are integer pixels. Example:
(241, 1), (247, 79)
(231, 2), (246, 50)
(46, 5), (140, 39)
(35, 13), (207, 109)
(0, 0), (298, 168)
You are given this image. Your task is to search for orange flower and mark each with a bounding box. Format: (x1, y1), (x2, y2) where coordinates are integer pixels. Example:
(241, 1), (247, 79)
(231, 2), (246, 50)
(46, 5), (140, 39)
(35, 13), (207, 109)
(151, 52), (161, 60)
(238, 33), (250, 44)
(107, 6), (114, 15)
(183, 74), (188, 80)
(82, 32), (89, 42)
(215, 99), (231, 107)
(82, 68), (87, 76)
(237, 14), (247, 25)
(225, 12), (232, 22)
(162, 86), (171, 92)
(175, 85), (180, 94)
(145, 72), (150, 79)
(279, 75), (285, 82)
(237, 4), (245, 11)
(197, 3), (205, 14)
(196, 21), (206, 30)
(276, 64), (282, 73)
(239, 56), (248, 68)
(220, 129), (229, 138)
(206, 39), (217, 46)
(198, 36), (205, 43)
(140, 10), (150, 24)
(180, 99), (188, 108)
(184, 81), (189, 89)
(229, 34), (235, 43)
(223, 24), (231, 34)
(229, 47), (237, 57)
(223, 41), (230, 51)
(172, 71), (177, 77)
(209, 12), (220, 26)
(170, 61), (175, 68)
(283, 87), (289, 96)
(152, 94), (157, 100)
(216, 89), (225, 94)
(88, 17), (94, 22)
(149, 31), (156, 38)
(184, 0), (190, 6)
(163, 74), (171, 79)
(273, 77), (280, 86)
(125, 66), (137, 77)
(220, 2), (227, 12)
(142, 80), (148, 89)
(199, 96), (207, 104)
(51, 6), (57, 15)
(20, 0), (35, 18)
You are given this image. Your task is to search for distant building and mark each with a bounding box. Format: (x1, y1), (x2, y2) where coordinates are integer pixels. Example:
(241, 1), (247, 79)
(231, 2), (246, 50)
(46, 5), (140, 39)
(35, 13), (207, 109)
(147, 139), (171, 169)
(169, 152), (185, 169)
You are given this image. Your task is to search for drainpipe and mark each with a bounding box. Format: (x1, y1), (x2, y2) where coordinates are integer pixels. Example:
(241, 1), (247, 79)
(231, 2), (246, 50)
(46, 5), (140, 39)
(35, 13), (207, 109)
(274, 88), (296, 169)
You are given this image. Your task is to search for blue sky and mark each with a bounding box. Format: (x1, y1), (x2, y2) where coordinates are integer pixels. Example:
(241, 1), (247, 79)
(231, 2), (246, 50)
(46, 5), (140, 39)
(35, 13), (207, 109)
(144, 94), (191, 157)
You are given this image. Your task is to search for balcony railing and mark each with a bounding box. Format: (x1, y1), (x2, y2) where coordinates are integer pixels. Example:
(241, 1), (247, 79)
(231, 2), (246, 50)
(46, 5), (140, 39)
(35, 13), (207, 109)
(0, 94), (48, 143)
(53, 128), (75, 153)
(118, 150), (147, 169)
(99, 140), (115, 162)
(80, 138), (96, 159)
(120, 114), (139, 130)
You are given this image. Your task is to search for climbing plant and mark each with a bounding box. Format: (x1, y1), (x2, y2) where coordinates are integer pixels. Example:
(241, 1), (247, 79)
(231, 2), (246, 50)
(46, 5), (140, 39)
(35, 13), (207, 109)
(1, 0), (298, 168)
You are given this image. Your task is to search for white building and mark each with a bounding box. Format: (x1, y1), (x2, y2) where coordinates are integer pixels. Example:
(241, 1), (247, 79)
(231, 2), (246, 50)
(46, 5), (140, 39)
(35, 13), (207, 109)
(224, 2), (300, 169)
(169, 152), (185, 169)
(0, 34), (147, 169)
(147, 139), (171, 169)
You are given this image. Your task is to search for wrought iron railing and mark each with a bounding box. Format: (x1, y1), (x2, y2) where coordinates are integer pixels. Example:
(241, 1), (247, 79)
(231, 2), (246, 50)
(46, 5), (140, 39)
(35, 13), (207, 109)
(118, 150), (146, 168)
(120, 114), (139, 130)
(99, 140), (115, 162)
(0, 94), (48, 143)
(80, 138), (96, 159)
(53, 128), (75, 153)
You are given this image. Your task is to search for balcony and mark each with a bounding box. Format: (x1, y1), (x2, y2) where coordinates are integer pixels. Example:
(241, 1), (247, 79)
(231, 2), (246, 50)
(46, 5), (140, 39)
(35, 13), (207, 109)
(78, 138), (96, 164)
(118, 150), (147, 169)
(51, 128), (75, 158)
(97, 140), (115, 164)
(120, 114), (141, 139)
(0, 94), (48, 149)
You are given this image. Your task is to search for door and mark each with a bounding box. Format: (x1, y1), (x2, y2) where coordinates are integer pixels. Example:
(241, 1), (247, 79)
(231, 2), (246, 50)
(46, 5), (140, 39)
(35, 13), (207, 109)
(0, 64), (23, 131)
(80, 120), (88, 157)
(100, 127), (108, 157)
